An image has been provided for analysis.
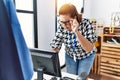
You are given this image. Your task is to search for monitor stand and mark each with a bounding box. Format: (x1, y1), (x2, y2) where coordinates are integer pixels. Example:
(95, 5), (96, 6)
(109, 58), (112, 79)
(37, 67), (44, 80)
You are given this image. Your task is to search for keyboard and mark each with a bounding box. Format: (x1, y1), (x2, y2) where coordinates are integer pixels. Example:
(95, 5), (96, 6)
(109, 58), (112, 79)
(62, 76), (75, 80)
(50, 76), (75, 80)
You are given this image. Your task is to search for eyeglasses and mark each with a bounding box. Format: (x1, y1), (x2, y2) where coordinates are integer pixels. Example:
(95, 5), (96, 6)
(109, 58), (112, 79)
(58, 20), (71, 26)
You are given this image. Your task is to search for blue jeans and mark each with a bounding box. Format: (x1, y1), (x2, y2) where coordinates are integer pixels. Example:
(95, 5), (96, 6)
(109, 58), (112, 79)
(65, 52), (96, 80)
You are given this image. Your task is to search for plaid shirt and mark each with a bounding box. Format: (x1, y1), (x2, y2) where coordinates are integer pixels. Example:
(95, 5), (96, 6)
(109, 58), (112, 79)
(50, 18), (98, 60)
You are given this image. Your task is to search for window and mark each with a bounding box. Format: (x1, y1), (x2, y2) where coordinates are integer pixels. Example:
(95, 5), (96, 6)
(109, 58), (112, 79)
(15, 0), (33, 11)
(14, 0), (38, 48)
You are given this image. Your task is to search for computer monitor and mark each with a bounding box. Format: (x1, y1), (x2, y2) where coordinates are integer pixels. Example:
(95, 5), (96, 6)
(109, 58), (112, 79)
(29, 48), (62, 80)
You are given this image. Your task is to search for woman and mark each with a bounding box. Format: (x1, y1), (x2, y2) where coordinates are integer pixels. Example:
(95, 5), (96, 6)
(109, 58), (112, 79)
(50, 4), (97, 80)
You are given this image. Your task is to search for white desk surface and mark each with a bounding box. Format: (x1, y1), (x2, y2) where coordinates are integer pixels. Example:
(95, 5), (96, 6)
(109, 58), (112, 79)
(32, 71), (78, 80)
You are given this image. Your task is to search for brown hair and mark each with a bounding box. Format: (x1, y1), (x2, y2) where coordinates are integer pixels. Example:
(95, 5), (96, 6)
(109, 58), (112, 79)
(59, 4), (82, 23)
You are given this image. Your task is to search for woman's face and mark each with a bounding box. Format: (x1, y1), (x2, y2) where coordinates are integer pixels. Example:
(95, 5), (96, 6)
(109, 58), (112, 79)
(59, 14), (72, 31)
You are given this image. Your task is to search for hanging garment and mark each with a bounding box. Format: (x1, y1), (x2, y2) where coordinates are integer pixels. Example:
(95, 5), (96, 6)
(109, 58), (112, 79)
(0, 0), (33, 80)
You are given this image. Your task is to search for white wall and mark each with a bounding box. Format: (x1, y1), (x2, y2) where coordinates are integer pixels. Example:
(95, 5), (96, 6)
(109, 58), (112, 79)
(84, 0), (120, 26)
(37, 0), (56, 51)
(83, 0), (91, 18)
(37, 0), (65, 67)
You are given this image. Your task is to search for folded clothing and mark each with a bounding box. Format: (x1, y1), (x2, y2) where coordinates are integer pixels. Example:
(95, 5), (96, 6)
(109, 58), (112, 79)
(111, 37), (120, 44)
(106, 37), (120, 45)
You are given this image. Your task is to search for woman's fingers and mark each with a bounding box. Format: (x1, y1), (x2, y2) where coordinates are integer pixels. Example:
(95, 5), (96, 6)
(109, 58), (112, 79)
(70, 19), (79, 32)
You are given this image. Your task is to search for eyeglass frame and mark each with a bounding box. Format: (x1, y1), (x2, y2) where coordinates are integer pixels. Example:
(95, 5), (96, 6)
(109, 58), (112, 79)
(58, 19), (72, 26)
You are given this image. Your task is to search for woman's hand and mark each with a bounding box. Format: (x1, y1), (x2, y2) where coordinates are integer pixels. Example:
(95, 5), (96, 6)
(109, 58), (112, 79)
(70, 19), (79, 33)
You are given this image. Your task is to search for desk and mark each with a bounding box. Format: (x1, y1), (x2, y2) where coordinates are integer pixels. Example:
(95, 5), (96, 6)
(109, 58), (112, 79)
(32, 72), (120, 80)
(32, 72), (78, 80)
(88, 73), (120, 80)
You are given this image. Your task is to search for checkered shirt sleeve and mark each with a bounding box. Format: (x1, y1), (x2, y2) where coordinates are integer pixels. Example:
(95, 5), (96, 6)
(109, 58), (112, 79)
(83, 19), (98, 43)
(50, 27), (63, 50)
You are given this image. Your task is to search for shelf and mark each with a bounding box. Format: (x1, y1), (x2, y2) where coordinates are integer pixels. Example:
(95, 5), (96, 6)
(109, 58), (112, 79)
(102, 42), (120, 48)
(104, 26), (120, 28)
(103, 34), (120, 37)
(99, 27), (120, 79)
(97, 34), (103, 37)
(103, 27), (120, 35)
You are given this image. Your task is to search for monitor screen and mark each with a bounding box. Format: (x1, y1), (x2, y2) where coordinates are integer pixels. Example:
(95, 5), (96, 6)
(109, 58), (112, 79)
(29, 48), (62, 79)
